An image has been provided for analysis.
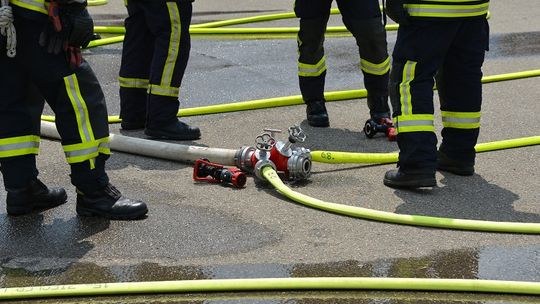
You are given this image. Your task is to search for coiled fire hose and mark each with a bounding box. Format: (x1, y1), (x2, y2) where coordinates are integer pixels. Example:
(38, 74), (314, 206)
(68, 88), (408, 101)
(0, 0), (16, 57)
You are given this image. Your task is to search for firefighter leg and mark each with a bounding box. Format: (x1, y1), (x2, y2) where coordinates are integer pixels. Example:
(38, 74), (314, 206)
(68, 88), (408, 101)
(295, 0), (332, 127)
(338, 0), (391, 119)
(0, 54), (39, 190)
(384, 21), (459, 188)
(15, 17), (147, 219)
(39, 62), (148, 219)
(141, 0), (200, 140)
(119, 1), (155, 130)
(0, 47), (67, 215)
(437, 18), (489, 176)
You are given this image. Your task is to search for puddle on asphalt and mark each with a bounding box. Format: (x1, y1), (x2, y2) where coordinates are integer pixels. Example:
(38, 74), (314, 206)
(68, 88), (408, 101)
(1, 245), (540, 303)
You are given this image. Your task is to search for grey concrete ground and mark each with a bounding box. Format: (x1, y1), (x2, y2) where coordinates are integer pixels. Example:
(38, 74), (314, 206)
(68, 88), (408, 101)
(1, 1), (540, 303)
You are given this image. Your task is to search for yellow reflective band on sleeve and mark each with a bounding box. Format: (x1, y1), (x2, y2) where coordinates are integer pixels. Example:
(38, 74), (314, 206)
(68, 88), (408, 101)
(360, 57), (390, 76)
(405, 3), (489, 18)
(64, 74), (96, 144)
(399, 60), (417, 116)
(147, 84), (180, 97)
(9, 0), (47, 15)
(395, 114), (435, 134)
(298, 56), (327, 77)
(0, 135), (40, 158)
(161, 2), (182, 89)
(119, 77), (149, 89)
(63, 138), (110, 164)
(442, 111), (481, 129)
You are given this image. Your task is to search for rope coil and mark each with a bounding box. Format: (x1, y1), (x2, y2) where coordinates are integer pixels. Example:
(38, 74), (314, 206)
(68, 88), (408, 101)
(0, 0), (16, 57)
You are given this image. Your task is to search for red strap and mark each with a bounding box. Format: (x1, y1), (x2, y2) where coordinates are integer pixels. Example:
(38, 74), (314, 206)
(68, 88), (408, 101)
(47, 0), (62, 32)
(66, 46), (82, 69)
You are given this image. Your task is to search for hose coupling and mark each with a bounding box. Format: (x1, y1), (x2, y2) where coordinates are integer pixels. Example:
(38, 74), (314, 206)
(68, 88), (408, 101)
(287, 147), (312, 181)
(254, 159), (277, 181)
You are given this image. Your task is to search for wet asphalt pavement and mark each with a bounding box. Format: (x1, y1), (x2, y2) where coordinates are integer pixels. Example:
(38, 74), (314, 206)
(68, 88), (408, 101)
(1, 0), (540, 303)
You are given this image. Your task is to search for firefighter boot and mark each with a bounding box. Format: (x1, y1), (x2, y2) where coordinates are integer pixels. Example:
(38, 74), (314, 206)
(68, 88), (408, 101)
(6, 179), (67, 216)
(306, 100), (329, 127)
(76, 183), (148, 220)
(383, 169), (436, 189)
(437, 151), (475, 176)
(145, 120), (201, 140)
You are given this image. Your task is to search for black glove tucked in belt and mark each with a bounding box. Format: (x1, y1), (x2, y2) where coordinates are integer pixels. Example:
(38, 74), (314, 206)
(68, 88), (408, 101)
(39, 0), (93, 69)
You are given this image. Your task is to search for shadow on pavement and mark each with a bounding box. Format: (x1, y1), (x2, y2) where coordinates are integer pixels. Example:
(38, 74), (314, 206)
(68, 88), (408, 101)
(393, 172), (540, 223)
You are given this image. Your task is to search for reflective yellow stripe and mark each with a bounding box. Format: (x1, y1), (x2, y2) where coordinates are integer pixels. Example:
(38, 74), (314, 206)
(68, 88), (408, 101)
(360, 57), (390, 76)
(9, 0), (47, 14)
(64, 74), (96, 143)
(298, 56), (327, 77)
(442, 111), (481, 129)
(405, 3), (489, 18)
(119, 77), (149, 89)
(399, 60), (417, 116)
(0, 135), (40, 158)
(161, 2), (182, 88)
(396, 114), (435, 133)
(147, 84), (180, 97)
(63, 138), (110, 164)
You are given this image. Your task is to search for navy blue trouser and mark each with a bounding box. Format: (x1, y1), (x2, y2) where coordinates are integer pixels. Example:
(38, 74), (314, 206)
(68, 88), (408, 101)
(0, 17), (110, 192)
(294, 0), (390, 115)
(119, 0), (192, 128)
(389, 18), (489, 172)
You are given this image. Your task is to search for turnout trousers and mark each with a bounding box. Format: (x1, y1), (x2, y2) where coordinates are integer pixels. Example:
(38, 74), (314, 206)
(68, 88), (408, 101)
(119, 0), (192, 128)
(389, 18), (489, 173)
(0, 17), (111, 193)
(294, 0), (390, 115)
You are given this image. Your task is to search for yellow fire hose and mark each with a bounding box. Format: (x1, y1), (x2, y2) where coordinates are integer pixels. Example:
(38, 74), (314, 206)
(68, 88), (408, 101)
(87, 0), (107, 6)
(190, 8), (342, 28)
(88, 7), (397, 46)
(262, 167), (540, 234)
(312, 135), (540, 164)
(2, 277), (540, 301)
(91, 25), (398, 36)
(38, 68), (540, 123)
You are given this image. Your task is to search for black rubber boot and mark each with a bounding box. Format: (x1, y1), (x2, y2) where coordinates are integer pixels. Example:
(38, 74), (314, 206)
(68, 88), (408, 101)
(306, 100), (329, 127)
(6, 179), (67, 216)
(437, 151), (475, 176)
(76, 183), (148, 220)
(383, 169), (436, 189)
(145, 120), (201, 140)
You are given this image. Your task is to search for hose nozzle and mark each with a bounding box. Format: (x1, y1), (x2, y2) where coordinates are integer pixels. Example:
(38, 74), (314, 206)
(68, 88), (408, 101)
(193, 159), (247, 188)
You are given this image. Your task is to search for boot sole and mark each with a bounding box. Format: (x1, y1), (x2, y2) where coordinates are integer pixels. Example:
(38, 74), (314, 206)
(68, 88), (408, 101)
(7, 193), (68, 216)
(76, 205), (148, 220)
(383, 177), (437, 189)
